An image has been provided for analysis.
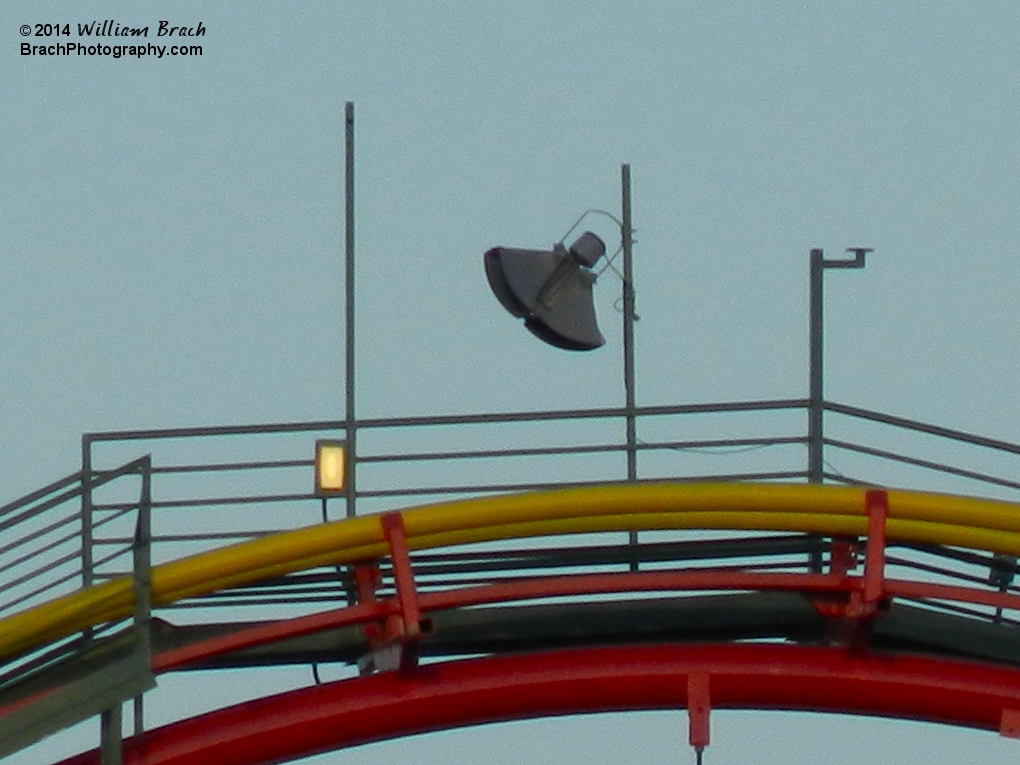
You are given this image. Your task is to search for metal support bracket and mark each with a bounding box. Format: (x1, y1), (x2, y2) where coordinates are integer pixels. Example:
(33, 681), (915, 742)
(829, 537), (859, 579)
(848, 489), (888, 618)
(381, 513), (424, 673)
(351, 560), (386, 674)
(833, 490), (889, 654)
(687, 673), (710, 764)
(808, 536), (858, 620)
(355, 514), (427, 674)
(822, 247), (873, 270)
(809, 492), (888, 644)
(1001, 708), (1020, 738)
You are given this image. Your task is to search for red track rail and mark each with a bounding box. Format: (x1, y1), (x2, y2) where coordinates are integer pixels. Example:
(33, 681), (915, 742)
(57, 643), (1020, 765)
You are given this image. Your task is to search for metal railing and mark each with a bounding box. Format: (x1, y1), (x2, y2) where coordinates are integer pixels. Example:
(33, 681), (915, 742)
(0, 458), (151, 621)
(65, 398), (1020, 591)
(2, 398), (1020, 759)
(0, 402), (1004, 620)
(0, 457), (154, 757)
(0, 397), (1017, 627)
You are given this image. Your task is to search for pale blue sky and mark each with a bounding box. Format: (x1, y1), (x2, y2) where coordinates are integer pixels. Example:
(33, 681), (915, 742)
(4, 1), (1020, 762)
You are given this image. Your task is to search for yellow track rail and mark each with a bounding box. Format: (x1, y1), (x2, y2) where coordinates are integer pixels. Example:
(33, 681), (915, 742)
(3, 482), (1020, 664)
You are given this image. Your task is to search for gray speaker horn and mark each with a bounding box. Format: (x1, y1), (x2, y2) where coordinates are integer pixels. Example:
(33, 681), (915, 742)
(484, 231), (606, 351)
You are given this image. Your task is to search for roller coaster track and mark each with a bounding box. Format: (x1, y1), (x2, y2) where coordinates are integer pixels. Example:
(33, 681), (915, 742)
(5, 402), (1020, 763)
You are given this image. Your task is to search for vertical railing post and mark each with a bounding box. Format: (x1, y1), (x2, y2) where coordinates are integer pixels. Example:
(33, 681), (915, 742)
(99, 705), (122, 765)
(81, 435), (94, 590)
(132, 455), (153, 736)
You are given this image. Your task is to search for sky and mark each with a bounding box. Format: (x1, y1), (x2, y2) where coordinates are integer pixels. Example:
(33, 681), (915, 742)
(4, 1), (1020, 763)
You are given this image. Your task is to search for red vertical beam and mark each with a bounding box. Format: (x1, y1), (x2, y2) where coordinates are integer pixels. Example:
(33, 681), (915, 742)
(352, 561), (384, 667)
(687, 673), (710, 755)
(863, 490), (888, 606)
(381, 513), (421, 672)
(829, 538), (857, 578)
(1001, 708), (1020, 738)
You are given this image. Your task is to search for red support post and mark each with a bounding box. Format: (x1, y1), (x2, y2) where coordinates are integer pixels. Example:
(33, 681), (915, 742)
(352, 562), (380, 604)
(862, 490), (888, 606)
(829, 537), (858, 578)
(1001, 708), (1020, 738)
(380, 513), (422, 673)
(352, 561), (383, 649)
(687, 673), (710, 759)
(846, 489), (888, 620)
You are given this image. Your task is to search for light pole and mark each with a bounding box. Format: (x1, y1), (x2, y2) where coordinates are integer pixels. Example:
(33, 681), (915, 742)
(621, 165), (637, 485)
(483, 164), (638, 481)
(542, 164), (637, 474)
(620, 166), (639, 568)
(550, 166), (639, 562)
(807, 246), (873, 484)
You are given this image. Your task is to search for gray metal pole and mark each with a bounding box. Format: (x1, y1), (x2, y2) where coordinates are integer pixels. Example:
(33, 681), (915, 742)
(807, 247), (871, 574)
(808, 248), (824, 484)
(132, 456), (152, 736)
(807, 249), (826, 574)
(344, 101), (357, 519)
(81, 436), (93, 590)
(622, 164), (637, 482)
(622, 164), (639, 570)
(99, 706), (122, 765)
(808, 246), (872, 485)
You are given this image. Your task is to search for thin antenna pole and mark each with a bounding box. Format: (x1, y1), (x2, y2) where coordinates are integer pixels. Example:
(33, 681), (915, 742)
(344, 101), (357, 518)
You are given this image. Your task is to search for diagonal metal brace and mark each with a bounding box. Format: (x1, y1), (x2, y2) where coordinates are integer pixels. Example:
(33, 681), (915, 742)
(846, 489), (888, 622)
(380, 513), (423, 673)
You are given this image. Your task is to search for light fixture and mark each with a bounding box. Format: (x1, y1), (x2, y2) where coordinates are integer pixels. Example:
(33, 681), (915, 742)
(484, 231), (607, 351)
(314, 439), (347, 496)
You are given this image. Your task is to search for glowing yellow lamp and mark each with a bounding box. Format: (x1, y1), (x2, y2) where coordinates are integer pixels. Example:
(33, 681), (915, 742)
(314, 439), (347, 496)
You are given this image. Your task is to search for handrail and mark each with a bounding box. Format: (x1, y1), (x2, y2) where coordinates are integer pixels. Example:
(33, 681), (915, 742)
(825, 401), (1020, 456)
(76, 400), (1020, 516)
(824, 438), (1020, 492)
(82, 398), (808, 443)
(0, 457), (152, 623)
(0, 472), (84, 519)
(0, 459), (150, 521)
